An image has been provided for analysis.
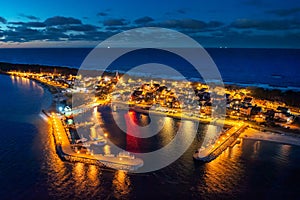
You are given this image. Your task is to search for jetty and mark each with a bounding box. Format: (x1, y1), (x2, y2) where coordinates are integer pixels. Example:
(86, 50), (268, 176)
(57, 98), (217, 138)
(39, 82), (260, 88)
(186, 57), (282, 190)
(49, 112), (144, 171)
(193, 124), (248, 162)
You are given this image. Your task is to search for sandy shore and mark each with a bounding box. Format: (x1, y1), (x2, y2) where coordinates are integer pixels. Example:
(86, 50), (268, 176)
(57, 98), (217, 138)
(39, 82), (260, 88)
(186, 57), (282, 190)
(240, 128), (300, 146)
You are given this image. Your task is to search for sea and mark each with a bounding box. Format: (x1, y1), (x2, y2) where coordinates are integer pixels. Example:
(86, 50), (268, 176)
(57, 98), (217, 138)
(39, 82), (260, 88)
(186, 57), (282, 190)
(0, 48), (300, 89)
(0, 48), (300, 199)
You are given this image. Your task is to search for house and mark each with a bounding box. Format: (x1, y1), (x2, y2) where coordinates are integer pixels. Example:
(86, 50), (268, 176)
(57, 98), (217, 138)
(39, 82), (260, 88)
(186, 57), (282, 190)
(243, 97), (253, 104)
(274, 112), (294, 122)
(239, 106), (252, 116)
(277, 106), (290, 114)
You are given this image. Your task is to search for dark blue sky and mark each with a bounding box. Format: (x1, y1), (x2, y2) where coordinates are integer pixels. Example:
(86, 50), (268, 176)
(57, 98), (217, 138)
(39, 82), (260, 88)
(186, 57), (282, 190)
(0, 0), (300, 48)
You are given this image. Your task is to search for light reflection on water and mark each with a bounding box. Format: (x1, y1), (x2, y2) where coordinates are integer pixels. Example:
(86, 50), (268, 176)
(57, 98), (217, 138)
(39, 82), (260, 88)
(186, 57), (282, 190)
(202, 142), (244, 195)
(87, 165), (100, 186)
(1, 74), (300, 199)
(113, 170), (131, 199)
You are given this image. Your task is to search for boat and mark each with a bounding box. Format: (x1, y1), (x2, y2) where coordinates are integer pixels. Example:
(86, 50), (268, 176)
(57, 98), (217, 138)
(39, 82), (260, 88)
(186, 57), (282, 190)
(117, 151), (135, 159)
(93, 139), (107, 146)
(103, 153), (115, 157)
(75, 137), (88, 143)
(92, 136), (107, 146)
(82, 142), (90, 148)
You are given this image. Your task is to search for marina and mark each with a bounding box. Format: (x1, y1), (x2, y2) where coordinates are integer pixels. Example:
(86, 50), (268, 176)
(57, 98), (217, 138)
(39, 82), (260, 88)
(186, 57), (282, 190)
(49, 112), (144, 171)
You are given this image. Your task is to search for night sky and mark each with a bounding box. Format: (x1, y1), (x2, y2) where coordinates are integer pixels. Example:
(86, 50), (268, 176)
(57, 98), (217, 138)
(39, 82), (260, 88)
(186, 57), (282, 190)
(0, 0), (300, 48)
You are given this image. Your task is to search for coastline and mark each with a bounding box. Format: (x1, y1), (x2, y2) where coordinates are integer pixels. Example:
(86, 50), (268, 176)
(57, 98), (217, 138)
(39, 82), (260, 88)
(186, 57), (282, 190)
(1, 60), (300, 110)
(1, 60), (300, 92)
(2, 63), (300, 163)
(240, 128), (300, 146)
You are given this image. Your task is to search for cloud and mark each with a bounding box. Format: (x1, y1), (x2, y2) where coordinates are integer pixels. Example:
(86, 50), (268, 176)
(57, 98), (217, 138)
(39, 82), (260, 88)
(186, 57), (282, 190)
(207, 21), (224, 28)
(63, 24), (98, 31)
(231, 19), (258, 29)
(68, 30), (114, 41)
(42, 24), (98, 33)
(2, 13), (300, 48)
(9, 21), (46, 28)
(97, 12), (108, 17)
(102, 18), (129, 26)
(134, 16), (154, 24)
(97, 9), (111, 17)
(44, 16), (82, 26)
(2, 27), (46, 42)
(8, 22), (25, 26)
(2, 26), (71, 43)
(105, 25), (136, 31)
(176, 9), (187, 14)
(1, 18), (101, 43)
(266, 8), (300, 17)
(189, 29), (300, 48)
(26, 22), (46, 27)
(151, 19), (223, 31)
(0, 16), (7, 24)
(230, 18), (300, 30)
(19, 14), (40, 20)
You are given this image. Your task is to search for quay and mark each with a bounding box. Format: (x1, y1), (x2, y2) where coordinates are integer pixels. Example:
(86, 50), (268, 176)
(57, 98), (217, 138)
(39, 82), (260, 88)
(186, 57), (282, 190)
(111, 101), (212, 124)
(49, 112), (144, 171)
(112, 101), (249, 162)
(193, 124), (248, 162)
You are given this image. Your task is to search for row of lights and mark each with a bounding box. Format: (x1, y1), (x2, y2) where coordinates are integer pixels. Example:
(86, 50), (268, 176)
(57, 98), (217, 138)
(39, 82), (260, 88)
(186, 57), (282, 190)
(211, 123), (244, 150)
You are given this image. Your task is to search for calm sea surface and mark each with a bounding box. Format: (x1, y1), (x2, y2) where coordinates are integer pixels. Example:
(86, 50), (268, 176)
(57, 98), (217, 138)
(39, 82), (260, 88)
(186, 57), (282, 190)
(0, 48), (300, 88)
(0, 74), (300, 199)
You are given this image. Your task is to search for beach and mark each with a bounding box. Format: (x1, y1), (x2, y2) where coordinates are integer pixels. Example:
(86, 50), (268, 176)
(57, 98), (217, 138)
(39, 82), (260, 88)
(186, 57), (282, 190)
(241, 128), (300, 146)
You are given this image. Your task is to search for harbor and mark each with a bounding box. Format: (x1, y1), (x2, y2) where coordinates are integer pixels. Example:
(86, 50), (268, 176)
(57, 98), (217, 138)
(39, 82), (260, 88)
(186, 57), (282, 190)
(193, 124), (248, 162)
(8, 70), (300, 166)
(1, 72), (300, 199)
(49, 112), (144, 171)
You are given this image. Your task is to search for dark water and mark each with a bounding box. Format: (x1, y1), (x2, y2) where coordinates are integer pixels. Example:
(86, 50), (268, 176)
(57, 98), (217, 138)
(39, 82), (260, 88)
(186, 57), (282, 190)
(0, 48), (300, 88)
(1, 74), (300, 199)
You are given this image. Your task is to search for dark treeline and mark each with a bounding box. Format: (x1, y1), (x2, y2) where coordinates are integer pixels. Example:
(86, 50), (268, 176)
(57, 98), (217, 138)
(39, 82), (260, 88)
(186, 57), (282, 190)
(0, 62), (117, 78)
(250, 87), (300, 107)
(222, 85), (300, 107)
(0, 62), (78, 75)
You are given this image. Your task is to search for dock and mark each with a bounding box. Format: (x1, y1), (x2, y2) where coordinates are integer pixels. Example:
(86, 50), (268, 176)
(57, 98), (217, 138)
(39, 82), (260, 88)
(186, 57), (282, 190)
(49, 112), (144, 171)
(193, 124), (248, 162)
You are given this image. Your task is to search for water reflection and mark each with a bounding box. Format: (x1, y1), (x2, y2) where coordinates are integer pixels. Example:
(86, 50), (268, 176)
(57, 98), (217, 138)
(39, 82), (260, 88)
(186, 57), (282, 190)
(202, 142), (244, 194)
(39, 119), (69, 197)
(112, 170), (131, 199)
(252, 140), (261, 159)
(104, 144), (111, 155)
(10, 75), (44, 97)
(160, 117), (175, 146)
(279, 145), (291, 158)
(90, 126), (97, 139)
(87, 165), (100, 186)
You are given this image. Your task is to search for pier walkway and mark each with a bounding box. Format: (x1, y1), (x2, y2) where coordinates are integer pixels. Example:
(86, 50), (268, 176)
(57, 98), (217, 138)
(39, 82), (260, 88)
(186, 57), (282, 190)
(193, 124), (248, 162)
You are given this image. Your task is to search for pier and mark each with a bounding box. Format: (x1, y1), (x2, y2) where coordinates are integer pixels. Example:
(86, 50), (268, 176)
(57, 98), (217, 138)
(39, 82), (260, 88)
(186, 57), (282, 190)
(49, 112), (144, 171)
(193, 124), (248, 162)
